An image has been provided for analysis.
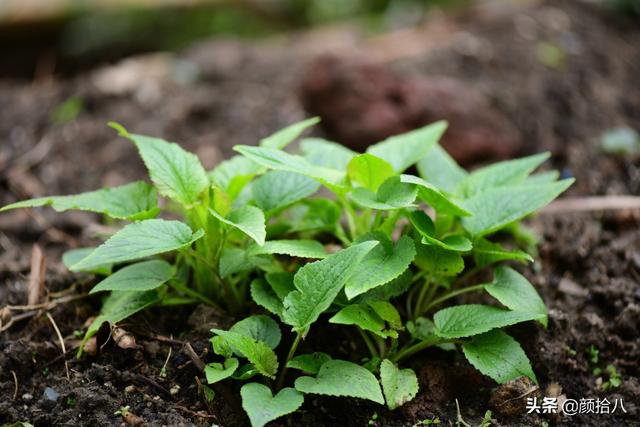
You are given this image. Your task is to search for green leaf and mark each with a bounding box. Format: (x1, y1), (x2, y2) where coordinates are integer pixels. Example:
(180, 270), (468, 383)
(347, 154), (395, 191)
(89, 260), (173, 294)
(414, 243), (464, 277)
(472, 238), (533, 269)
(247, 240), (327, 259)
(400, 174), (470, 216)
(417, 143), (467, 193)
(462, 330), (537, 384)
(118, 127), (208, 206)
(409, 211), (472, 252)
(210, 205), (266, 245)
(406, 317), (437, 341)
(461, 179), (574, 236)
(345, 235), (415, 300)
(524, 170), (560, 186)
(79, 290), (159, 356)
(0, 181), (158, 221)
(485, 267), (547, 327)
(458, 152), (550, 198)
(205, 358), (239, 384)
(329, 304), (398, 338)
(260, 117), (320, 149)
(288, 199), (341, 233)
(300, 138), (356, 170)
(62, 248), (112, 275)
(380, 359), (419, 410)
(287, 353), (332, 374)
(208, 155), (261, 199)
(282, 241), (378, 333)
(252, 171), (320, 213)
(70, 219), (203, 271)
(234, 145), (346, 193)
(351, 176), (417, 210)
(356, 270), (412, 302)
(295, 359), (384, 404)
(240, 383), (304, 427)
(219, 247), (252, 278)
(434, 304), (546, 339)
(367, 301), (402, 330)
(266, 272), (296, 299)
(367, 121), (447, 173)
(230, 315), (281, 350)
(211, 330), (279, 378)
(250, 278), (284, 318)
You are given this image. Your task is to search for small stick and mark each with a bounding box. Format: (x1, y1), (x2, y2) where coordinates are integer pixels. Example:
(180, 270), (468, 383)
(183, 342), (205, 373)
(541, 196), (640, 214)
(160, 346), (173, 378)
(46, 312), (70, 381)
(11, 370), (18, 400)
(27, 244), (45, 306)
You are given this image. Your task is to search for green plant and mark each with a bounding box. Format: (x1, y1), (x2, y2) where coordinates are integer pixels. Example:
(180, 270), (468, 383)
(2, 119), (572, 424)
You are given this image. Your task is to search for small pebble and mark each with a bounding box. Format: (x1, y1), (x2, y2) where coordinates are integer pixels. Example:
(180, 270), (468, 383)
(125, 385), (136, 394)
(22, 393), (33, 401)
(43, 387), (60, 402)
(170, 385), (180, 395)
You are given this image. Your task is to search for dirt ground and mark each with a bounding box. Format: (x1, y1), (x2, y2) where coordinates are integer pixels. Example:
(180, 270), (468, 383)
(1, 0), (639, 425)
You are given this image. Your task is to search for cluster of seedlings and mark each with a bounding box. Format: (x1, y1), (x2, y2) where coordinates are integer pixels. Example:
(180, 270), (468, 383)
(2, 118), (572, 426)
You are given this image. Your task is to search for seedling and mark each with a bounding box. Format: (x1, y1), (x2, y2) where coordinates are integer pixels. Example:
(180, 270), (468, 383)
(2, 119), (572, 425)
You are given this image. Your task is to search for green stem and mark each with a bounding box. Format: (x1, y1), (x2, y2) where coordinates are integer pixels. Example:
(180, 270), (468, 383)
(421, 284), (486, 313)
(339, 195), (358, 240)
(276, 332), (302, 390)
(358, 329), (379, 359)
(168, 280), (223, 311)
(391, 336), (444, 363)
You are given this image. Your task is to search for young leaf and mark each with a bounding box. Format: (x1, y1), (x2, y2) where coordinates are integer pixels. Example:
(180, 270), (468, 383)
(347, 154), (395, 192)
(288, 199), (341, 233)
(62, 248), (112, 275)
(414, 244), (464, 277)
(329, 304), (398, 338)
(380, 359), (419, 410)
(247, 240), (327, 259)
(409, 211), (472, 252)
(266, 272), (296, 299)
(433, 304), (546, 339)
(0, 181), (159, 221)
(70, 219), (203, 271)
(472, 238), (533, 269)
(417, 143), (468, 193)
(282, 241), (378, 333)
(240, 383), (304, 427)
(461, 179), (574, 237)
(367, 121), (447, 173)
(400, 174), (470, 216)
(344, 235), (415, 300)
(351, 176), (417, 210)
(406, 317), (438, 341)
(287, 353), (332, 374)
(117, 127), (209, 206)
(230, 315), (282, 350)
(79, 290), (159, 355)
(260, 117), (320, 149)
(356, 270), (412, 302)
(295, 359), (384, 404)
(205, 358), (239, 384)
(210, 205), (266, 245)
(250, 278), (284, 318)
(300, 138), (356, 170)
(210, 330), (279, 378)
(252, 171), (320, 213)
(523, 170), (560, 186)
(462, 330), (537, 384)
(484, 267), (547, 327)
(367, 301), (403, 330)
(458, 152), (550, 198)
(209, 155), (261, 199)
(89, 260), (173, 294)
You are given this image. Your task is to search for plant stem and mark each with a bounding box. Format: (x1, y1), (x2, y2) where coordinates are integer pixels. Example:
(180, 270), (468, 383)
(421, 284), (486, 313)
(276, 332), (302, 390)
(358, 329), (379, 359)
(168, 280), (223, 311)
(391, 336), (444, 363)
(338, 195), (358, 239)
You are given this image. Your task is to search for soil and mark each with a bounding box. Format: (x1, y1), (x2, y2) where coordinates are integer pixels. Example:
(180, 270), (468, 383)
(1, 0), (639, 426)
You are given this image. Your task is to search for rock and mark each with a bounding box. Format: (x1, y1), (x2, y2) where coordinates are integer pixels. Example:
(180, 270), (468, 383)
(558, 277), (588, 297)
(43, 386), (59, 401)
(300, 54), (523, 165)
(488, 377), (538, 418)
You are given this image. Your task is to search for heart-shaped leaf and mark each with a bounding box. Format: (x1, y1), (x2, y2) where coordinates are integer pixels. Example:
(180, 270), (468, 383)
(240, 383), (304, 427)
(380, 359), (419, 409)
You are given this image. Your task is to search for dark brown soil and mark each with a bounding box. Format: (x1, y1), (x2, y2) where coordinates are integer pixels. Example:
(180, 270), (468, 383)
(1, 1), (639, 426)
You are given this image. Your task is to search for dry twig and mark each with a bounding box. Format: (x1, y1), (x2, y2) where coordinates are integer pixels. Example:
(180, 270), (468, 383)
(46, 312), (70, 380)
(28, 244), (46, 306)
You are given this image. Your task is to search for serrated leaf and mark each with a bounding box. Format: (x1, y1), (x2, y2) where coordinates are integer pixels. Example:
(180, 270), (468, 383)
(472, 238), (533, 269)
(210, 205), (266, 245)
(367, 301), (402, 330)
(0, 181), (159, 221)
(409, 211), (472, 252)
(300, 138), (356, 170)
(250, 278), (283, 318)
(234, 145), (347, 193)
(434, 304), (546, 339)
(367, 121), (447, 173)
(208, 155), (261, 198)
(329, 304), (397, 338)
(356, 269), (412, 302)
(295, 359), (384, 404)
(241, 383), (304, 427)
(380, 359), (419, 410)
(287, 353), (332, 374)
(252, 170), (320, 213)
(400, 174), (470, 216)
(205, 358), (239, 384)
(117, 126), (208, 206)
(247, 240), (327, 259)
(462, 330), (537, 384)
(62, 248), (112, 275)
(461, 179), (574, 236)
(230, 315), (281, 350)
(414, 243), (464, 277)
(458, 152), (550, 198)
(70, 219), (203, 271)
(89, 260), (173, 294)
(345, 235), (415, 299)
(282, 241), (378, 332)
(79, 290), (159, 356)
(211, 330), (278, 378)
(485, 267), (547, 327)
(266, 272), (296, 299)
(351, 176), (417, 210)
(260, 117), (319, 149)
(417, 143), (468, 193)
(347, 154), (395, 192)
